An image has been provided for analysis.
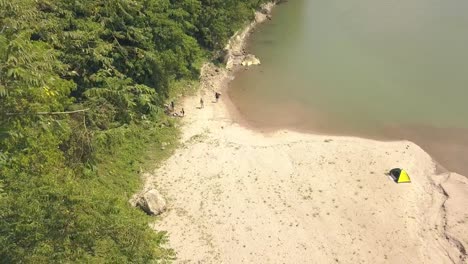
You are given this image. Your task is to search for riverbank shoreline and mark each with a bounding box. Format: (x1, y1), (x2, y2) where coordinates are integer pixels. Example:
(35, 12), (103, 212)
(225, 0), (468, 177)
(142, 1), (467, 263)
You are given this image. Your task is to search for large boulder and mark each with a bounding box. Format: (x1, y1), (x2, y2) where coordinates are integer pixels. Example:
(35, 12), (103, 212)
(135, 189), (167, 216)
(241, 54), (261, 67)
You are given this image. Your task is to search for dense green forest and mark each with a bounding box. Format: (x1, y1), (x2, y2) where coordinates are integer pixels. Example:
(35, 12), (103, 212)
(0, 0), (267, 262)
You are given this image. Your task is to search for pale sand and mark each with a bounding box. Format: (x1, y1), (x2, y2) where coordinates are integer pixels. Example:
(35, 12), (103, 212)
(142, 65), (467, 264)
(142, 2), (466, 263)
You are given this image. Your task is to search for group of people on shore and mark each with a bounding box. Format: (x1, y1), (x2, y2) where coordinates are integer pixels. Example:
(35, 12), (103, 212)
(199, 91), (221, 108)
(167, 91), (221, 118)
(167, 101), (184, 117)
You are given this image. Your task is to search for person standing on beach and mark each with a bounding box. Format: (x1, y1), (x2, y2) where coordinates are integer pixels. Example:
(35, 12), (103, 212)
(215, 92), (221, 103)
(170, 101), (175, 111)
(181, 108), (185, 117)
(200, 98), (204, 108)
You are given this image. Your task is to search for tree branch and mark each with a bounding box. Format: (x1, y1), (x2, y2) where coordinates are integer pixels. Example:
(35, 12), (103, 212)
(6, 108), (89, 116)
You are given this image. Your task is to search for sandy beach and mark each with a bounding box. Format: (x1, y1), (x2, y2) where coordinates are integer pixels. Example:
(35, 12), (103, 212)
(144, 63), (467, 263)
(141, 3), (467, 263)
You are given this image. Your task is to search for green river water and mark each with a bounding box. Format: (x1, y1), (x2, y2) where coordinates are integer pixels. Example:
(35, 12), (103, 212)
(228, 0), (468, 175)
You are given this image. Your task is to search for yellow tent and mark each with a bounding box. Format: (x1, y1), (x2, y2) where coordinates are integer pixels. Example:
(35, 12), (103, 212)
(389, 168), (411, 183)
(397, 170), (411, 183)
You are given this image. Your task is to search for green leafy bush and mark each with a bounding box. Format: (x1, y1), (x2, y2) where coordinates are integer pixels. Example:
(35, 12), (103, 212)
(0, 0), (268, 262)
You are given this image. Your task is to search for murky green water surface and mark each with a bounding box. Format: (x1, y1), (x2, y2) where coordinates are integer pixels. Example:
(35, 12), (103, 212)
(229, 0), (468, 174)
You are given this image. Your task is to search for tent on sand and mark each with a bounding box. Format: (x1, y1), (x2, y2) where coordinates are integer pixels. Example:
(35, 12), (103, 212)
(389, 168), (411, 183)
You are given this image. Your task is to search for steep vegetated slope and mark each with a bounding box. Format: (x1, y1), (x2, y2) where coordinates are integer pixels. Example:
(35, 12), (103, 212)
(0, 0), (268, 262)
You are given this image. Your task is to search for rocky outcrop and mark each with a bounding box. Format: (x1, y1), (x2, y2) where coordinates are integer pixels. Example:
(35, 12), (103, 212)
(241, 54), (261, 67)
(132, 189), (167, 216)
(224, 1), (279, 69)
